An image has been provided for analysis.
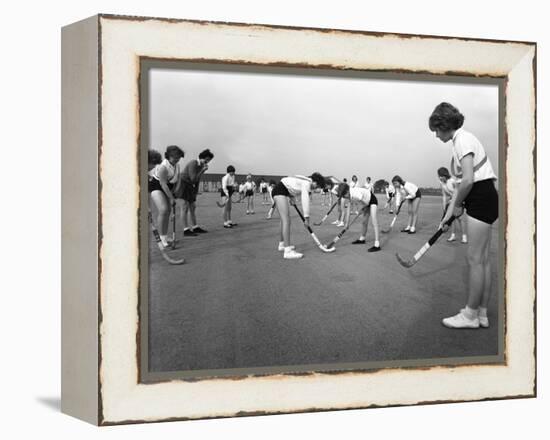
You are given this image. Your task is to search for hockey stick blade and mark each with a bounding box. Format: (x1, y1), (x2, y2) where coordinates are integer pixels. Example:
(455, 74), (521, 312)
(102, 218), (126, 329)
(395, 252), (414, 268)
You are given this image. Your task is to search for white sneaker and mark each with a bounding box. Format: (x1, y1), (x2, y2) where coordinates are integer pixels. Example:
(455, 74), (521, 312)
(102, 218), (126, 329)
(447, 234), (456, 242)
(462, 235), (468, 244)
(337, 221), (345, 227)
(278, 243), (295, 251)
(442, 311), (479, 329)
(461, 308), (488, 328)
(284, 249), (303, 259)
(331, 220), (339, 225)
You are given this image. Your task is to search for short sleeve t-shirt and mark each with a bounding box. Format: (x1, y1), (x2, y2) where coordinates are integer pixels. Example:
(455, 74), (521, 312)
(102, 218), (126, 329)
(350, 187), (372, 205)
(149, 159), (180, 184)
(451, 128), (497, 182)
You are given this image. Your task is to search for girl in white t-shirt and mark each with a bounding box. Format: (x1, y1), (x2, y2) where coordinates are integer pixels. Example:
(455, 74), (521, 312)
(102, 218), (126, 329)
(337, 183), (381, 252)
(437, 167), (467, 243)
(430, 102), (498, 329)
(384, 182), (396, 213)
(220, 165), (237, 228)
(272, 173), (327, 259)
(148, 145), (184, 247)
(391, 175), (421, 234)
(259, 178), (269, 205)
(243, 174), (256, 214)
(350, 175), (359, 214)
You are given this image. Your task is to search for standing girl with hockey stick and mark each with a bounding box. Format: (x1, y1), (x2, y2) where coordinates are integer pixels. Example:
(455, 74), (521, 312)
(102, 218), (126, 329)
(338, 183), (381, 252)
(438, 167), (468, 243)
(272, 173), (328, 259)
(259, 178), (269, 205)
(220, 165), (237, 228)
(242, 174), (256, 214)
(266, 180), (277, 219)
(350, 175), (359, 214)
(177, 148), (214, 236)
(430, 102), (498, 329)
(392, 175), (421, 234)
(148, 145), (184, 248)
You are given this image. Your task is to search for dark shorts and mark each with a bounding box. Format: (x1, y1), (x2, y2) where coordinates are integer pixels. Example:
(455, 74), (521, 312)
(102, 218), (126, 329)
(261, 187), (267, 194)
(272, 181), (290, 198)
(148, 178), (173, 194)
(245, 189), (254, 197)
(176, 180), (199, 203)
(368, 193), (378, 207)
(220, 186), (235, 197)
(464, 179), (498, 224)
(388, 192), (394, 199)
(414, 189), (422, 199)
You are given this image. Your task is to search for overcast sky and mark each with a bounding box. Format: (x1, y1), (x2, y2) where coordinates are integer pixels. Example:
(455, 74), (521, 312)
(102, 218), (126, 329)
(147, 67), (499, 187)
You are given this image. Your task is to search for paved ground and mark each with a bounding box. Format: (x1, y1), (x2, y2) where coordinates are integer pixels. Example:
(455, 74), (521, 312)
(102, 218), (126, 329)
(147, 192), (500, 374)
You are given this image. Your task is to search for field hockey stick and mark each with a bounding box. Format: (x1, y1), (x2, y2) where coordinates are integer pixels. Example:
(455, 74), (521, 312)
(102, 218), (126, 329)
(381, 199), (405, 233)
(292, 204), (335, 253)
(314, 198), (340, 226)
(325, 210), (362, 249)
(171, 201), (177, 249)
(395, 216), (456, 268)
(148, 210), (185, 265)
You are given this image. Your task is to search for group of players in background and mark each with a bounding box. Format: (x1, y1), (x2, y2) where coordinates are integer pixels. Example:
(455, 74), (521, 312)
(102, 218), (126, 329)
(148, 102), (499, 330)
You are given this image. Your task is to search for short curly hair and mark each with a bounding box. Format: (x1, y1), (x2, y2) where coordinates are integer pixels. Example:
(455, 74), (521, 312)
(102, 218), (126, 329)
(198, 148), (214, 160)
(437, 167), (451, 179)
(148, 149), (162, 166)
(164, 145), (184, 160)
(429, 102), (465, 132)
(392, 175), (405, 185)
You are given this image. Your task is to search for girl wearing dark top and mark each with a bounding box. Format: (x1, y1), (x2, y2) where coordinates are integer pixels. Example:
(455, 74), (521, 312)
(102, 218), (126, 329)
(177, 148), (214, 236)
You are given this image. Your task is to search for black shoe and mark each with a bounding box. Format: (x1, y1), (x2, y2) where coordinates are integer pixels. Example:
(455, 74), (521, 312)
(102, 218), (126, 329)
(407, 230), (416, 234)
(192, 226), (208, 233)
(223, 224), (232, 229)
(401, 228), (410, 233)
(389, 210), (394, 214)
(183, 229), (197, 236)
(368, 245), (381, 252)
(351, 239), (366, 244)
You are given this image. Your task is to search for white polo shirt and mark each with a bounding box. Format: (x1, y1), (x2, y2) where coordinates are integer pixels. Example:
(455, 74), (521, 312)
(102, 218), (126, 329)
(440, 177), (458, 198)
(281, 175), (313, 217)
(451, 128), (497, 182)
(350, 187), (372, 205)
(221, 173), (235, 196)
(149, 158), (180, 184)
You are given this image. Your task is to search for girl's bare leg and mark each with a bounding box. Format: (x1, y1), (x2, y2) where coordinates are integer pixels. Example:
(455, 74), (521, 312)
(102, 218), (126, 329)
(150, 191), (170, 235)
(274, 196), (291, 246)
(411, 198), (421, 230)
(466, 215), (492, 310)
(370, 204), (379, 243)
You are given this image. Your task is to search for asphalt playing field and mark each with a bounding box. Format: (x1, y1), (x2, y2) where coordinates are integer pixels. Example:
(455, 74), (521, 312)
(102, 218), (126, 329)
(147, 192), (500, 374)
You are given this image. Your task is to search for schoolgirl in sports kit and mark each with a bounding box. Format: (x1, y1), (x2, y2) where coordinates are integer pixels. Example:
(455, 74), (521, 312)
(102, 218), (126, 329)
(350, 175), (359, 214)
(220, 165), (237, 228)
(266, 180), (277, 219)
(327, 176), (345, 226)
(337, 183), (381, 252)
(430, 102), (498, 329)
(392, 176), (421, 234)
(259, 179), (269, 205)
(272, 173), (327, 259)
(148, 145), (184, 248)
(437, 167), (467, 243)
(243, 175), (256, 214)
(384, 183), (396, 213)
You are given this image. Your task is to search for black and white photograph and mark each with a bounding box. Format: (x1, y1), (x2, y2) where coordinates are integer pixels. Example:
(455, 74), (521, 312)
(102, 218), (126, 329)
(142, 62), (504, 379)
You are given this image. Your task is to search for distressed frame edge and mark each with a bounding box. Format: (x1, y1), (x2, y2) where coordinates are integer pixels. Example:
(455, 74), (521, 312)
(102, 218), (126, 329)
(60, 14), (101, 425)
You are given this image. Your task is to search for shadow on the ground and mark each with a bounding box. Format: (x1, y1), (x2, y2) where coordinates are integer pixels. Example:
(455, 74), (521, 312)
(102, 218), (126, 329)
(36, 396), (61, 412)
